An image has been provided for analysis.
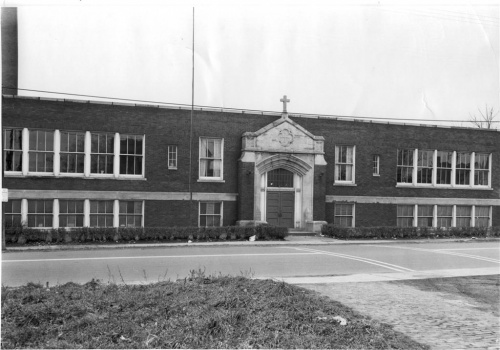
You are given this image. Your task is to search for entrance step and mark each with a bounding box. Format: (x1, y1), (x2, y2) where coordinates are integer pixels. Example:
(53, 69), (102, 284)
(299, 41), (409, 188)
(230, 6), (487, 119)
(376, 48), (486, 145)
(287, 230), (317, 236)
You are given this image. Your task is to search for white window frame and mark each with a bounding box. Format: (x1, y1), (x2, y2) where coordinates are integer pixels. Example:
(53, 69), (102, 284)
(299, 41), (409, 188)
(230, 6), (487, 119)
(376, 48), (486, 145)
(198, 137), (224, 182)
(58, 199), (85, 228)
(118, 134), (145, 178)
(199, 201), (223, 227)
(3, 128), (24, 175)
(118, 200), (144, 228)
(4, 199), (23, 227)
(28, 129), (55, 175)
(334, 203), (355, 227)
(59, 131), (86, 175)
(372, 155), (380, 176)
(168, 145), (178, 170)
(89, 132), (115, 177)
(397, 204), (491, 228)
(334, 145), (356, 185)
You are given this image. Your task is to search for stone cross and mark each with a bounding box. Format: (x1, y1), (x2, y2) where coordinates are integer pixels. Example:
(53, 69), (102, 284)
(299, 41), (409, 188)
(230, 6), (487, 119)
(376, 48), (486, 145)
(280, 95), (290, 113)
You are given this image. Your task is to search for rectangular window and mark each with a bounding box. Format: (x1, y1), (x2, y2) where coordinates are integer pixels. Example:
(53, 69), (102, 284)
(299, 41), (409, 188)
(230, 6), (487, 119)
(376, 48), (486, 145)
(119, 201), (143, 227)
(28, 200), (53, 228)
(335, 145), (354, 182)
(199, 138), (223, 179)
(436, 151), (452, 185)
(475, 206), (490, 227)
(474, 153), (489, 186)
(60, 131), (85, 173)
(436, 205), (453, 228)
(120, 135), (143, 175)
(59, 200), (84, 228)
(417, 150), (433, 184)
(456, 206), (471, 227)
(372, 155), (380, 176)
(5, 199), (22, 227)
(455, 152), (471, 185)
(199, 202), (222, 227)
(417, 205), (433, 227)
(397, 205), (414, 227)
(397, 149), (413, 183)
(29, 130), (54, 173)
(3, 128), (23, 172)
(334, 204), (354, 227)
(91, 133), (114, 174)
(168, 145), (178, 169)
(90, 200), (114, 227)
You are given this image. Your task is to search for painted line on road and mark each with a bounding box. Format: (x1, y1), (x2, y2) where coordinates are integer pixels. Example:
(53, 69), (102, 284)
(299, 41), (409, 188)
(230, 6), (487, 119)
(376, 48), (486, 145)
(2, 252), (321, 263)
(287, 247), (415, 273)
(365, 245), (500, 264)
(435, 248), (499, 251)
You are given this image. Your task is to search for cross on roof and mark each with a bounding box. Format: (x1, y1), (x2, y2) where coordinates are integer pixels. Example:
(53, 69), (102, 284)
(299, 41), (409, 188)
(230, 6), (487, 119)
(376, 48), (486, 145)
(280, 95), (290, 113)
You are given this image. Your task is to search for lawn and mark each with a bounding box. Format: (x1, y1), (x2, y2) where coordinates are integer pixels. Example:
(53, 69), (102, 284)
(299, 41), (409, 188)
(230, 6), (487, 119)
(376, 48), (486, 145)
(1, 272), (428, 349)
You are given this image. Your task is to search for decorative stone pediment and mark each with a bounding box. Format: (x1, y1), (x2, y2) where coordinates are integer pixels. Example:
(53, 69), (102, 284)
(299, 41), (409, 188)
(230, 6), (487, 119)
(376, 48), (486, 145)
(242, 117), (324, 154)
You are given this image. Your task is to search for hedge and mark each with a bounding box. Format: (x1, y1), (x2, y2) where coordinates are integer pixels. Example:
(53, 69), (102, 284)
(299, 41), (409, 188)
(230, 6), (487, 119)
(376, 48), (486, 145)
(321, 225), (500, 240)
(4, 225), (289, 245)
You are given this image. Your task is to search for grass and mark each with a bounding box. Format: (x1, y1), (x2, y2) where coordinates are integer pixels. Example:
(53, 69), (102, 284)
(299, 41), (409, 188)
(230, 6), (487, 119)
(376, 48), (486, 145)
(1, 271), (428, 349)
(391, 274), (500, 317)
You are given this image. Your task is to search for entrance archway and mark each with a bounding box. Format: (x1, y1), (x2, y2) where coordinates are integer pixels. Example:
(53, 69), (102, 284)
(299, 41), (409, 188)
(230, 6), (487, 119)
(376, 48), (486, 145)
(264, 168), (300, 228)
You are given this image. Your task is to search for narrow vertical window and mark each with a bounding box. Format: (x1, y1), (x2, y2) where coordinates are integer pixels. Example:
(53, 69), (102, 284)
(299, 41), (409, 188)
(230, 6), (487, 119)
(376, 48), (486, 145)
(417, 205), (433, 227)
(397, 205), (414, 227)
(436, 151), (452, 185)
(120, 135), (144, 175)
(59, 200), (84, 228)
(168, 145), (178, 170)
(5, 199), (22, 227)
(397, 149), (413, 183)
(456, 206), (471, 227)
(417, 150), (433, 184)
(436, 205), (453, 227)
(90, 200), (114, 227)
(474, 153), (489, 186)
(199, 138), (223, 179)
(29, 130), (54, 173)
(28, 200), (53, 228)
(475, 206), (490, 227)
(60, 131), (85, 174)
(372, 155), (380, 176)
(3, 128), (23, 172)
(199, 202), (222, 227)
(91, 133), (114, 174)
(119, 201), (143, 227)
(335, 145), (354, 183)
(334, 204), (354, 227)
(455, 152), (471, 185)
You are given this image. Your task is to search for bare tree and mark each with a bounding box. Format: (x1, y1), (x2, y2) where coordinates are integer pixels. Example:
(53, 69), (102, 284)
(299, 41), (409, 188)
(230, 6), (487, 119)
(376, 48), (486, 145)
(469, 104), (499, 129)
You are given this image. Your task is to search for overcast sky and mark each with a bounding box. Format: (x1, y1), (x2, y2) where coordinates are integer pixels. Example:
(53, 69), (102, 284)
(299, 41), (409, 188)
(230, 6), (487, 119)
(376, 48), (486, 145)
(10, 1), (500, 126)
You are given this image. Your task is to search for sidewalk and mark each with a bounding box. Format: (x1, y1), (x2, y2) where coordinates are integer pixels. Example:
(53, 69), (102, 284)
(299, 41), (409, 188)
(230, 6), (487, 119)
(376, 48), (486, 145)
(4, 234), (497, 252)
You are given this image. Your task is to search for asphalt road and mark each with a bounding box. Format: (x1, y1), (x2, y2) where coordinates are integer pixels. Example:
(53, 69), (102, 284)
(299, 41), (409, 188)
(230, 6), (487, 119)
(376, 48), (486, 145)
(2, 241), (499, 287)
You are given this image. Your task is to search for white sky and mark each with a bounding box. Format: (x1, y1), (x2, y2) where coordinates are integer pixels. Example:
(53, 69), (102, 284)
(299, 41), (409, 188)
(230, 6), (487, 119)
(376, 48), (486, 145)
(7, 1), (500, 126)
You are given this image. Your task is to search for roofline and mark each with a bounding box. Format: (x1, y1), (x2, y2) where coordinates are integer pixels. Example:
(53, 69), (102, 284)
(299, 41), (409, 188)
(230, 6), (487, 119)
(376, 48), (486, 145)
(3, 94), (499, 133)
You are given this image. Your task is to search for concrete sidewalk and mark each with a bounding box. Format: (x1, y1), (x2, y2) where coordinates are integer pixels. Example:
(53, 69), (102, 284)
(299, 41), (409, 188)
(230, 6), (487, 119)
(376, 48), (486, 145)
(4, 234), (497, 252)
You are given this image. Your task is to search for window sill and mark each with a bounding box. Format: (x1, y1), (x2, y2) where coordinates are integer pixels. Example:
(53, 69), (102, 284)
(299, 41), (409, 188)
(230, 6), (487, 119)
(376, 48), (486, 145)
(372, 174), (380, 177)
(396, 184), (492, 190)
(197, 179), (225, 183)
(333, 183), (357, 187)
(4, 173), (146, 181)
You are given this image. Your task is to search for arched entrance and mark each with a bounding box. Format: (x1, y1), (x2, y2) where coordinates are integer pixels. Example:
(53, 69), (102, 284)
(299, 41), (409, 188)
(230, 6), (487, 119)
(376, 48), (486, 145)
(264, 168), (300, 228)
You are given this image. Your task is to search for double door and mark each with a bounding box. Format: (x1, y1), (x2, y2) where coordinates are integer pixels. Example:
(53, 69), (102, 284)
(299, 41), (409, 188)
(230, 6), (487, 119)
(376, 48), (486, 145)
(266, 191), (294, 228)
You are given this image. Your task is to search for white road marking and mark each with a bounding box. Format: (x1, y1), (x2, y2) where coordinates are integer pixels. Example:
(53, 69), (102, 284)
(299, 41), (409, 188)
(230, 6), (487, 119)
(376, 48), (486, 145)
(2, 252), (320, 263)
(287, 247), (415, 273)
(365, 245), (500, 264)
(435, 248), (499, 251)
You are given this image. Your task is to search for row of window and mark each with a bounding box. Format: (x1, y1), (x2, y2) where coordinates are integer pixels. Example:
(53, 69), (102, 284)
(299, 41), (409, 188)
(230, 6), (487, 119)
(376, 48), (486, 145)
(334, 203), (492, 228)
(4, 199), (223, 228)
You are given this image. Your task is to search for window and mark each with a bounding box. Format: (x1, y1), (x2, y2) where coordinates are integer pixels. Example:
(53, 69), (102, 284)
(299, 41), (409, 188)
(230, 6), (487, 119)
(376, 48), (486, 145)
(119, 201), (143, 227)
(90, 200), (114, 227)
(372, 155), (380, 176)
(267, 168), (294, 187)
(5, 200), (22, 227)
(29, 130), (54, 173)
(28, 200), (53, 228)
(334, 204), (354, 227)
(120, 135), (143, 175)
(417, 205), (433, 227)
(436, 205), (453, 227)
(417, 150), (433, 184)
(436, 151), (452, 185)
(3, 128), (23, 172)
(397, 205), (414, 227)
(397, 149), (413, 183)
(59, 200), (84, 227)
(335, 145), (355, 183)
(456, 206), (471, 227)
(168, 145), (178, 170)
(455, 152), (471, 185)
(91, 133), (114, 174)
(199, 138), (223, 179)
(474, 153), (489, 186)
(199, 202), (222, 227)
(475, 206), (490, 227)
(60, 131), (85, 173)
